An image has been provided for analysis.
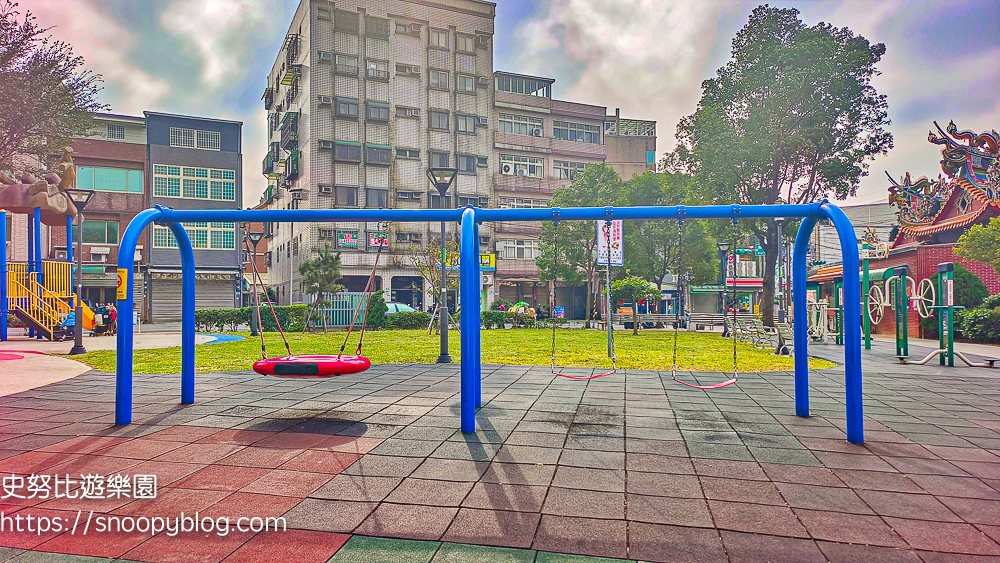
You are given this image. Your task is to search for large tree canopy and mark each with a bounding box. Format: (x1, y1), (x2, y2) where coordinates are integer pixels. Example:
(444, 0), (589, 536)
(955, 217), (1000, 278)
(671, 5), (892, 324)
(0, 0), (107, 172)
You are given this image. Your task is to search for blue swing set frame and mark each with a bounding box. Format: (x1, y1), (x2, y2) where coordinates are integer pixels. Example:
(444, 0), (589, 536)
(113, 201), (864, 444)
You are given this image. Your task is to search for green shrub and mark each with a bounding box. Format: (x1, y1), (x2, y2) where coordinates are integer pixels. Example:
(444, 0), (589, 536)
(505, 311), (534, 328)
(385, 311), (431, 330)
(982, 293), (1000, 310)
(957, 308), (1000, 343)
(481, 310), (507, 329)
(195, 305), (306, 333)
(491, 298), (513, 311)
(919, 263), (988, 338)
(365, 293), (387, 329)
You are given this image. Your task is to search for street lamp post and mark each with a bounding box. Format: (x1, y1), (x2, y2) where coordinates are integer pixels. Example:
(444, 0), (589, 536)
(246, 227), (264, 337)
(426, 167), (457, 364)
(65, 188), (95, 355)
(775, 217), (785, 323)
(716, 241), (731, 315)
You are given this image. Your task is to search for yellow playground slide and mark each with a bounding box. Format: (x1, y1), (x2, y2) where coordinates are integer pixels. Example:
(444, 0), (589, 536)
(80, 301), (96, 331)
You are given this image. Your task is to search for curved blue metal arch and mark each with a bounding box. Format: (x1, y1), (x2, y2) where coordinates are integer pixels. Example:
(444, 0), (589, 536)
(113, 202), (864, 444)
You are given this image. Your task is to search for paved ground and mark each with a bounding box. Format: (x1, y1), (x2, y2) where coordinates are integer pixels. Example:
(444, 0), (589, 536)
(0, 353), (998, 562)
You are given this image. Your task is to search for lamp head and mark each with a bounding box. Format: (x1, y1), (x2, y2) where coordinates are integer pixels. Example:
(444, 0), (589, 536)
(65, 188), (96, 211)
(426, 167), (458, 196)
(717, 242), (731, 253)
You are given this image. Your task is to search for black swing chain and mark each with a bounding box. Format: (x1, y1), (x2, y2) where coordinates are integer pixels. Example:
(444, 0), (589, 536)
(731, 217), (739, 379)
(549, 220), (559, 370)
(671, 218), (684, 378)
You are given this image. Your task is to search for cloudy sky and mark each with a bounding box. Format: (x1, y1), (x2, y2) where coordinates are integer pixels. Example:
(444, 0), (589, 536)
(28, 0), (1000, 208)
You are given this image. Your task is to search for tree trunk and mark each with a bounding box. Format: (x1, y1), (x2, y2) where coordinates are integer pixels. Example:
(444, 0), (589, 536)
(760, 221), (778, 326)
(584, 276), (592, 329)
(632, 308), (639, 336)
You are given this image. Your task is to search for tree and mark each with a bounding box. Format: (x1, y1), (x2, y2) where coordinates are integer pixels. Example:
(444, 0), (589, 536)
(955, 217), (1000, 277)
(407, 236), (460, 319)
(621, 171), (718, 304)
(298, 245), (345, 332)
(537, 164), (623, 326)
(674, 5), (892, 325)
(920, 263), (988, 338)
(0, 1), (108, 172)
(611, 276), (660, 335)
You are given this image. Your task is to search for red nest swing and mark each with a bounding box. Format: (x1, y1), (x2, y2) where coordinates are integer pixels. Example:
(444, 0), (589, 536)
(244, 229), (384, 379)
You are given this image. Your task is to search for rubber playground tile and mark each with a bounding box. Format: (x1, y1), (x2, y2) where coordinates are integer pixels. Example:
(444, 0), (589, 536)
(855, 490), (962, 522)
(150, 442), (245, 465)
(441, 508), (540, 549)
(310, 474), (402, 502)
(759, 463), (844, 487)
(707, 500), (809, 538)
(278, 450), (361, 474)
(883, 518), (1000, 555)
(370, 439), (444, 458)
(411, 459), (490, 482)
(7, 552), (112, 563)
(200, 492), (302, 520)
(881, 456), (970, 477)
(281, 498), (377, 533)
(924, 445), (1000, 462)
(793, 509), (906, 547)
(89, 438), (185, 461)
(173, 464), (271, 491)
(479, 462), (555, 486)
(812, 451), (897, 472)
(430, 440), (502, 461)
(937, 497), (1000, 526)
(0, 508), (78, 550)
(626, 494), (713, 529)
(340, 455), (424, 478)
(327, 535), (440, 563)
(625, 472), (703, 499)
(551, 467), (625, 493)
(113, 460), (204, 487)
(623, 453), (693, 475)
(221, 529), (349, 563)
(215, 445), (305, 469)
(950, 460), (1000, 480)
(699, 477), (784, 505)
(558, 451), (625, 471)
(354, 503), (458, 541)
(384, 478), (474, 507)
(37, 437), (130, 456)
(774, 482), (873, 514)
(831, 469), (923, 493)
(494, 445), (562, 465)
(121, 529), (254, 563)
(815, 541), (922, 563)
(720, 531), (826, 563)
(112, 487), (230, 517)
(627, 522), (726, 563)
(0, 451), (85, 476)
(238, 469), (331, 498)
(429, 542), (535, 563)
(34, 526), (149, 560)
(541, 488), (624, 520)
(532, 515), (626, 560)
(142, 425), (224, 443)
(460, 483), (547, 513)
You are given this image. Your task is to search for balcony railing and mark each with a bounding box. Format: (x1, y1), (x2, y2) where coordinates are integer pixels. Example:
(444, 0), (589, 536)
(335, 64), (358, 76)
(366, 68), (389, 81)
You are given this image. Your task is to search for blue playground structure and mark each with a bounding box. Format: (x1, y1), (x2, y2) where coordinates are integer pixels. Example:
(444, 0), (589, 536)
(113, 201), (864, 443)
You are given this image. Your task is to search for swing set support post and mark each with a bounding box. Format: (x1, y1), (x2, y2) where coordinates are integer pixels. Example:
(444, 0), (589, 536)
(112, 202), (863, 444)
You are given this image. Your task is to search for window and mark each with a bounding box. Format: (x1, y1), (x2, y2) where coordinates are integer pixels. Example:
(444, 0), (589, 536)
(153, 165), (235, 200)
(430, 110), (449, 130)
(367, 102), (389, 121)
(82, 221), (119, 245)
(76, 166), (143, 193)
(335, 54), (358, 74)
(498, 197), (548, 208)
(169, 127), (195, 148)
(457, 195), (480, 207)
(429, 194), (452, 208)
(196, 130), (221, 150)
(366, 60), (389, 80)
(456, 34), (476, 52)
(152, 223), (235, 250)
(553, 121), (601, 143)
(498, 114), (543, 136)
(395, 22), (411, 34)
(366, 187), (388, 208)
(499, 154), (543, 178)
(456, 114), (477, 134)
(395, 63), (419, 77)
(429, 151), (449, 168)
(334, 9), (359, 33)
(334, 142), (362, 163)
(429, 69), (449, 89)
(365, 145), (391, 166)
(429, 28), (448, 49)
(498, 239), (540, 260)
(365, 16), (389, 39)
(153, 227), (178, 248)
(106, 124), (125, 140)
(395, 147), (419, 159)
(554, 160), (587, 179)
(336, 97), (359, 117)
(495, 74), (551, 97)
(335, 185), (358, 206)
(457, 154), (477, 174)
(457, 74), (475, 93)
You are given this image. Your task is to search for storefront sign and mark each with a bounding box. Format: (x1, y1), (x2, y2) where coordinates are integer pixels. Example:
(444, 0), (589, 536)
(369, 232), (389, 247)
(338, 231), (359, 248)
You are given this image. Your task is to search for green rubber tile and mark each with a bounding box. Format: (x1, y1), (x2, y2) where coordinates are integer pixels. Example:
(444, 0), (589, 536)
(8, 553), (114, 563)
(431, 543), (535, 563)
(534, 552), (636, 563)
(0, 549), (24, 563)
(328, 535), (440, 563)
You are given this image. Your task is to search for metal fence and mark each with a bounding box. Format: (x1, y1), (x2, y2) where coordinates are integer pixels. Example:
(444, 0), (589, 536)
(308, 292), (369, 328)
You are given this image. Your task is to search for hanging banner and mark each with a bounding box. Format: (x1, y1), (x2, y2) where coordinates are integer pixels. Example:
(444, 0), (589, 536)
(596, 220), (623, 266)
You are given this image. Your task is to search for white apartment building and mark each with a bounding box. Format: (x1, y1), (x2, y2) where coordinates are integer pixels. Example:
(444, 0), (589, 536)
(262, 0), (495, 308)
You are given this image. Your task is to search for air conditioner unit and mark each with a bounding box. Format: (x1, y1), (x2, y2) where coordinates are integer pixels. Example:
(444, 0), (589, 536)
(54, 249), (68, 260)
(318, 95), (333, 105)
(481, 274), (493, 285)
(476, 116), (489, 127)
(319, 140), (334, 149)
(318, 185), (334, 195)
(530, 128), (542, 137)
(318, 51), (333, 61)
(516, 168), (527, 176)
(476, 35), (489, 49)
(476, 156), (488, 168)
(477, 76), (490, 86)
(500, 163), (513, 175)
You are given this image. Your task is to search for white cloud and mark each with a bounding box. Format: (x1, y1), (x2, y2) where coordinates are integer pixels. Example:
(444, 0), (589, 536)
(511, 0), (736, 152)
(28, 0), (171, 113)
(161, 0), (276, 91)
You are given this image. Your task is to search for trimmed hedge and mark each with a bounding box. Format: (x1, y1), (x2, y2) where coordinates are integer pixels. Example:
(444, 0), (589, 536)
(384, 311), (431, 330)
(481, 310), (507, 329)
(195, 305), (307, 333)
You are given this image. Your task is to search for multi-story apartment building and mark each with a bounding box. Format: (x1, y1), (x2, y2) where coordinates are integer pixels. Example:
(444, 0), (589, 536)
(44, 114), (150, 308)
(262, 0), (495, 308)
(490, 71), (656, 315)
(145, 112), (244, 321)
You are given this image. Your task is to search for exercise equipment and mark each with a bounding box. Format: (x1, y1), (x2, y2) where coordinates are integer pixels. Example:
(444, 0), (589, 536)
(246, 224), (385, 378)
(548, 220), (617, 380)
(671, 215), (739, 390)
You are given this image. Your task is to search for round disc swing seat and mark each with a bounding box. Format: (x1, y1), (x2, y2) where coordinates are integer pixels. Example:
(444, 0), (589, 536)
(245, 225), (386, 379)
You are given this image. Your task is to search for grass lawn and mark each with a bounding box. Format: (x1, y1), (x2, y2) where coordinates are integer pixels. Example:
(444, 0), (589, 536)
(74, 329), (834, 374)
